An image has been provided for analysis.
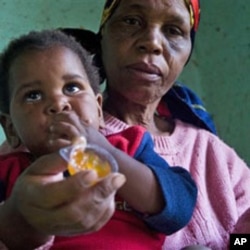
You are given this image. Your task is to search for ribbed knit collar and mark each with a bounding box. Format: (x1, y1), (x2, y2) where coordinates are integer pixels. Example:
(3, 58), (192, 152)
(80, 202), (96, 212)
(102, 111), (191, 156)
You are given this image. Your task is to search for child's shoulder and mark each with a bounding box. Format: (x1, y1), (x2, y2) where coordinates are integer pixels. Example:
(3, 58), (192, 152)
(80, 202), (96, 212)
(106, 125), (150, 157)
(0, 152), (32, 172)
(0, 152), (32, 202)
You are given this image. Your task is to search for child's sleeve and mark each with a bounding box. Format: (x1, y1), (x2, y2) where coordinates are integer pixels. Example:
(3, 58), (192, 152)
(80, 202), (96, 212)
(107, 126), (198, 235)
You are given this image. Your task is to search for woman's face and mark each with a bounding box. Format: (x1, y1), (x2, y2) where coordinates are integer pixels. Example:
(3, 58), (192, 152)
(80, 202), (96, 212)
(101, 0), (192, 105)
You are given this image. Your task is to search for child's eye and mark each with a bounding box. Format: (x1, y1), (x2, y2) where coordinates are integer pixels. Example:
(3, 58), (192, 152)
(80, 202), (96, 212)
(64, 83), (81, 95)
(25, 91), (42, 102)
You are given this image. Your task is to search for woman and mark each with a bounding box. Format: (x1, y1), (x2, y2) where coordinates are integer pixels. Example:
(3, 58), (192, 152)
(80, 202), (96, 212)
(95, 0), (250, 249)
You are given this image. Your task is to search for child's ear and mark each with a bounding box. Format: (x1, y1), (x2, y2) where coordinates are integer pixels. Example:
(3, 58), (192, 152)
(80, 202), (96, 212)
(96, 93), (105, 129)
(0, 113), (21, 148)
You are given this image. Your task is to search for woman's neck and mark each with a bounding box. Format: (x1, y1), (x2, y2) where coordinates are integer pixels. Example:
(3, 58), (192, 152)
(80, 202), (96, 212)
(104, 94), (174, 136)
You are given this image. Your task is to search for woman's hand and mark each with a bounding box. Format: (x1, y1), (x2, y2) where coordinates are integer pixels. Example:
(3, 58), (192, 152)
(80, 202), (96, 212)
(0, 152), (126, 249)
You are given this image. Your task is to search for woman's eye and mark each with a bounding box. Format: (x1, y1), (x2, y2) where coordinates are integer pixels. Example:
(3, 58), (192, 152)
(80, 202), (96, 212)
(64, 83), (81, 94)
(123, 16), (141, 26)
(25, 91), (42, 102)
(164, 26), (182, 36)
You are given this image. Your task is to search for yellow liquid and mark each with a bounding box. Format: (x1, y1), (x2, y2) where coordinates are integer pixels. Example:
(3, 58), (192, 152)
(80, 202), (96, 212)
(68, 148), (112, 178)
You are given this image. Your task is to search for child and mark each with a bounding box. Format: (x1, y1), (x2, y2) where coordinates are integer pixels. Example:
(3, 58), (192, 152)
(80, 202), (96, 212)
(0, 30), (197, 249)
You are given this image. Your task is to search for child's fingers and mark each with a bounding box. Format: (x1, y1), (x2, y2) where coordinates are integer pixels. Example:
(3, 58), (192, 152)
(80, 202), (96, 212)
(48, 120), (87, 151)
(49, 122), (83, 141)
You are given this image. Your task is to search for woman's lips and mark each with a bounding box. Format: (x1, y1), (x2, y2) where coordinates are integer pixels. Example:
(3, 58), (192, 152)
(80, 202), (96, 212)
(127, 62), (162, 81)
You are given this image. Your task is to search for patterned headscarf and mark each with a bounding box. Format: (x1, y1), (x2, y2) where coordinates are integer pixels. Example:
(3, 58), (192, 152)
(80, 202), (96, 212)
(100, 0), (200, 47)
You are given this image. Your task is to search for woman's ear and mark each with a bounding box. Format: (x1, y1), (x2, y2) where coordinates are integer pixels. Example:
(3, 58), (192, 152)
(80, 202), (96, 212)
(0, 113), (21, 148)
(96, 93), (105, 129)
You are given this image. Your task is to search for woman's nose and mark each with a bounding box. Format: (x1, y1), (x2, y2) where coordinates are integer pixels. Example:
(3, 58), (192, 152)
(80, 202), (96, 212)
(136, 27), (163, 55)
(46, 96), (71, 114)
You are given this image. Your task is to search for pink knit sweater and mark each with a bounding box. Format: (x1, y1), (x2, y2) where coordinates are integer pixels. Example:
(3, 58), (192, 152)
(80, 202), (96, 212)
(101, 113), (250, 250)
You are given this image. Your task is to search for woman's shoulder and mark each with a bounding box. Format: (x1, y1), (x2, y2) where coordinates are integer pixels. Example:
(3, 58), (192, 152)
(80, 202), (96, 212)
(152, 119), (218, 152)
(155, 119), (247, 162)
(176, 120), (242, 151)
(176, 120), (249, 167)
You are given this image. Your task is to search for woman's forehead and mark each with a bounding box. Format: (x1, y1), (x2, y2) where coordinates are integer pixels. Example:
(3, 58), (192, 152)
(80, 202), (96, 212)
(100, 0), (200, 31)
(114, 0), (189, 18)
(116, 0), (186, 11)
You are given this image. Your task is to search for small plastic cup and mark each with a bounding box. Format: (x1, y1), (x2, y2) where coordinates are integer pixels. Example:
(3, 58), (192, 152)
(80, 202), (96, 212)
(59, 137), (118, 179)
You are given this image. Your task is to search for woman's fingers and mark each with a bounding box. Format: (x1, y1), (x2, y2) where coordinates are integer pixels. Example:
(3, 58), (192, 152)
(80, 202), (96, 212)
(13, 152), (126, 235)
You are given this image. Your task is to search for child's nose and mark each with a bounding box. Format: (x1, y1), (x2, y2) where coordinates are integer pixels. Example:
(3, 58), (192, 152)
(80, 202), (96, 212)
(46, 96), (71, 114)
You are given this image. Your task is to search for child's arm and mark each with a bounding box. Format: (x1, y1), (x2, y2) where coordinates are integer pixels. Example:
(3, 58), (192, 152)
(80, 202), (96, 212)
(106, 126), (197, 235)
(49, 118), (165, 215)
(48, 113), (197, 235)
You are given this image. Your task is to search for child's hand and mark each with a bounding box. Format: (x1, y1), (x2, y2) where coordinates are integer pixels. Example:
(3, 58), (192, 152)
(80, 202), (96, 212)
(0, 152), (126, 249)
(48, 111), (112, 151)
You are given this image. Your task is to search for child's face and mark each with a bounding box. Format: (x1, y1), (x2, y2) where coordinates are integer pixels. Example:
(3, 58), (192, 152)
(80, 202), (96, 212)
(5, 45), (103, 156)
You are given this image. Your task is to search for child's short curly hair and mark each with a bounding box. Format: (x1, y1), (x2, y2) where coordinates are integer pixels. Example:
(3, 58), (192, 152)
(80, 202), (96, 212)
(0, 29), (100, 114)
